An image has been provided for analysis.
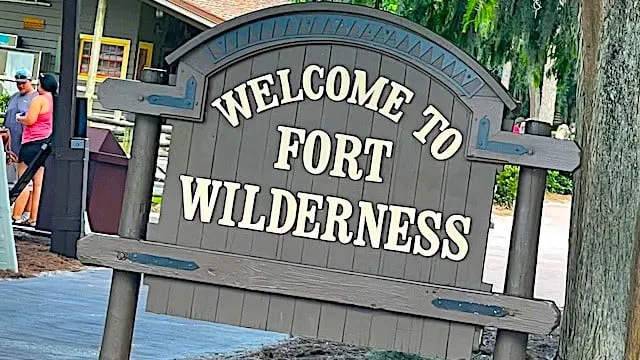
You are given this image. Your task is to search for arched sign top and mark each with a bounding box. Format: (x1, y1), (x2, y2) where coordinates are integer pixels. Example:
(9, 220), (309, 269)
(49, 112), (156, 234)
(166, 2), (516, 110)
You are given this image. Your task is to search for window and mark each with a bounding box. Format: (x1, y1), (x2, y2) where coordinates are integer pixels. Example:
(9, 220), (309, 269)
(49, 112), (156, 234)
(77, 34), (130, 81)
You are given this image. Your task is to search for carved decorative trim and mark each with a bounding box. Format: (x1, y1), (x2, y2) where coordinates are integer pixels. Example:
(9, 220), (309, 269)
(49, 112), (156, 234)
(203, 13), (485, 98)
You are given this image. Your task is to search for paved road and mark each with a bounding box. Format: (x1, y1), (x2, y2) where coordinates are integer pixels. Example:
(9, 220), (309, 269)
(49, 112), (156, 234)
(484, 201), (570, 308)
(0, 268), (286, 360)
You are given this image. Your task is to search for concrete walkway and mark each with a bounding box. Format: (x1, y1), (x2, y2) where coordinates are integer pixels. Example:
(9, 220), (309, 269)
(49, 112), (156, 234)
(0, 268), (286, 360)
(0, 201), (571, 359)
(484, 201), (571, 308)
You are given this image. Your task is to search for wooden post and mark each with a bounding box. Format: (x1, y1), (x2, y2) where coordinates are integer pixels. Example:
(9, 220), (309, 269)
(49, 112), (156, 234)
(85, 0), (106, 117)
(99, 69), (163, 360)
(493, 120), (551, 360)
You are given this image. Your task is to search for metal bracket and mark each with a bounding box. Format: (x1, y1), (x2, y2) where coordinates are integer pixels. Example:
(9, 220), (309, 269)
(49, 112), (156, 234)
(432, 298), (508, 317)
(120, 252), (199, 271)
(476, 117), (527, 155)
(146, 76), (197, 110)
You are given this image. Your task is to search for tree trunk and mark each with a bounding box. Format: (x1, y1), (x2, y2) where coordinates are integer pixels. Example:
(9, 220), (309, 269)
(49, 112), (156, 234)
(529, 82), (541, 118)
(539, 55), (558, 125)
(557, 0), (640, 358)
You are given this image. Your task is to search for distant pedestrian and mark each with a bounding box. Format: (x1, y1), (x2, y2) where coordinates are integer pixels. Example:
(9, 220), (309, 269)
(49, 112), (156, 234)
(12, 73), (57, 227)
(3, 69), (37, 187)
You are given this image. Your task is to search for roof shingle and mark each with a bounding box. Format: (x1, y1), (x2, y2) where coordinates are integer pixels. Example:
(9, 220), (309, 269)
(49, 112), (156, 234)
(174, 0), (288, 23)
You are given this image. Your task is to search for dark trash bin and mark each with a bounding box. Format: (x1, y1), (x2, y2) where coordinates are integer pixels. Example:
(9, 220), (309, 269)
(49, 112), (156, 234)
(86, 127), (129, 235)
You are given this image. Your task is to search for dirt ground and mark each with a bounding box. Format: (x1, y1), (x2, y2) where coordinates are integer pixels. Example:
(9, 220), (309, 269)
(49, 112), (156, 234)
(0, 231), (84, 279)
(492, 193), (571, 217)
(199, 328), (559, 359)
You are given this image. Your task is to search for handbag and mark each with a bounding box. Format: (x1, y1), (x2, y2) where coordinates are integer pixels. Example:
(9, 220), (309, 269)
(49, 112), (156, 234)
(0, 127), (19, 165)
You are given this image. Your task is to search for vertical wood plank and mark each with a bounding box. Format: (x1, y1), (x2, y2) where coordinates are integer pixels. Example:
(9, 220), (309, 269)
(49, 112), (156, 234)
(143, 275), (170, 315)
(327, 49), (379, 272)
(235, 50), (281, 330)
(418, 80), (455, 357)
(155, 120), (194, 245)
(342, 308), (372, 346)
(280, 44), (331, 264)
(202, 58), (255, 327)
(285, 44), (332, 340)
(261, 46), (307, 336)
(364, 57), (407, 351)
(312, 45), (357, 341)
(441, 98), (477, 359)
(351, 56), (400, 275)
(266, 295), (295, 334)
(168, 71), (226, 321)
(340, 48), (381, 349)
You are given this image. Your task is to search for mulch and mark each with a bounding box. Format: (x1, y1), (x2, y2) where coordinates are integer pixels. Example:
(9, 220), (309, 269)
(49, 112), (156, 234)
(0, 231), (84, 279)
(197, 328), (560, 360)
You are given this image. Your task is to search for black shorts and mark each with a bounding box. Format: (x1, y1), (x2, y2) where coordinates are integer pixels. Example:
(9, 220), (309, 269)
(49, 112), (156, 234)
(19, 139), (49, 166)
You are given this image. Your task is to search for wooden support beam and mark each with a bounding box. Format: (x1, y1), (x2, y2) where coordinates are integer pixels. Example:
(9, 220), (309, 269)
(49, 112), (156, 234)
(85, 0), (106, 116)
(96, 62), (205, 122)
(77, 234), (561, 335)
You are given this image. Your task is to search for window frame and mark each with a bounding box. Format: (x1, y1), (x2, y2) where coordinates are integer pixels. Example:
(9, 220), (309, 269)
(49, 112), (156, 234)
(77, 34), (131, 82)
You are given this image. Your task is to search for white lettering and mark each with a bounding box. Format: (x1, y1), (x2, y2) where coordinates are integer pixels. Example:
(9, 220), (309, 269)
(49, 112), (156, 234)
(441, 214), (471, 261)
(329, 134), (363, 180)
(302, 65), (325, 100)
(414, 210), (441, 257)
(180, 175), (222, 223)
(384, 205), (416, 253)
(276, 69), (304, 104)
(211, 83), (253, 127)
(320, 196), (354, 243)
(363, 138), (394, 183)
(237, 184), (266, 231)
(354, 201), (389, 248)
(218, 181), (241, 227)
(273, 126), (306, 171)
(292, 192), (325, 239)
(302, 130), (332, 175)
(246, 74), (280, 113)
(265, 188), (298, 234)
(379, 82), (414, 123)
(326, 65), (351, 101)
(347, 70), (389, 111)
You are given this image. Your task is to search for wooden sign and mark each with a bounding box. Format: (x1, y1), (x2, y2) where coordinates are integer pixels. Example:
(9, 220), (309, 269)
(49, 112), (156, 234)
(23, 17), (45, 31)
(80, 3), (579, 359)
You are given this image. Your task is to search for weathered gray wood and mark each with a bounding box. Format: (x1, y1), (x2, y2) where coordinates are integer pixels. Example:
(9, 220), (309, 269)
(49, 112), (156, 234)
(379, 61), (413, 280)
(77, 234), (561, 334)
(167, 69), (227, 322)
(143, 276), (170, 315)
(259, 46), (307, 336)
(156, 120), (194, 245)
(97, 62), (205, 121)
(308, 45), (358, 341)
(467, 125), (581, 172)
(206, 57), (256, 327)
(279, 44), (331, 264)
(286, 45), (333, 337)
(234, 50), (281, 331)
(494, 121), (551, 360)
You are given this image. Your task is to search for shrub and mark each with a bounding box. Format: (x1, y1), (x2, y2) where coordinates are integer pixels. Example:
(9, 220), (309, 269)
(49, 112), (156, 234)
(493, 166), (574, 208)
(0, 93), (9, 113)
(494, 165), (520, 208)
(546, 171), (573, 195)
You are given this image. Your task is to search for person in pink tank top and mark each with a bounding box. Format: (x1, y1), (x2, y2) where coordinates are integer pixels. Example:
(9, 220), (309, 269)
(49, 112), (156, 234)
(12, 73), (57, 227)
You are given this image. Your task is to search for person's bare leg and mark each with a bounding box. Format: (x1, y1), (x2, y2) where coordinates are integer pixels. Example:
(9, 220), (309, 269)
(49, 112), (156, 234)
(28, 167), (45, 225)
(11, 162), (29, 220)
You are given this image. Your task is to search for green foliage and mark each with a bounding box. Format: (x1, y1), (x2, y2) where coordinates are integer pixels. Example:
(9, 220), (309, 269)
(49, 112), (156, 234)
(546, 170), (573, 195)
(0, 93), (9, 113)
(493, 166), (573, 208)
(494, 165), (520, 208)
